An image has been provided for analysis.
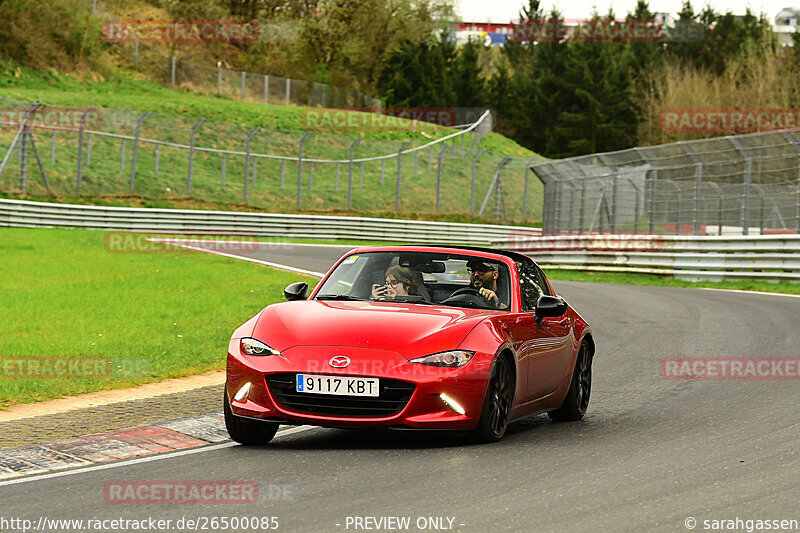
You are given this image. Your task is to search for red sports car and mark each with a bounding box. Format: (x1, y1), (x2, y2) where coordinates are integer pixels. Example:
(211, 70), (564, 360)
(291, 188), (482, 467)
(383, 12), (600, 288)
(225, 246), (594, 444)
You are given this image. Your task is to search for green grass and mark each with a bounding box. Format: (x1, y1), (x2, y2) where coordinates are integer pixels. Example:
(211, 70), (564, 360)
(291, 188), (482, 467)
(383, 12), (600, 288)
(547, 269), (800, 295)
(0, 67), (544, 224)
(0, 226), (319, 409)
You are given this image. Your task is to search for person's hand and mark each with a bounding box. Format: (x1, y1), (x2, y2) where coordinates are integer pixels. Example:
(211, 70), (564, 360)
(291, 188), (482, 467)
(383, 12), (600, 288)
(372, 284), (386, 299)
(478, 287), (500, 307)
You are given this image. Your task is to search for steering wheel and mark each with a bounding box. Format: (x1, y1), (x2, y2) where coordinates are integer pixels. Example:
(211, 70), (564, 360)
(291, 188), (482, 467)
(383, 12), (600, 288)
(449, 287), (483, 298)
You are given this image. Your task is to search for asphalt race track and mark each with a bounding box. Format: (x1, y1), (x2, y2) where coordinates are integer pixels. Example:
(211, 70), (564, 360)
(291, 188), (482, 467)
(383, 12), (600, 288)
(2, 243), (799, 532)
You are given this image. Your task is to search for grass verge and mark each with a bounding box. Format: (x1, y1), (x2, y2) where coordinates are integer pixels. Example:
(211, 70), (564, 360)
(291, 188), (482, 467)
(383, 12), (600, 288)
(0, 227), (319, 409)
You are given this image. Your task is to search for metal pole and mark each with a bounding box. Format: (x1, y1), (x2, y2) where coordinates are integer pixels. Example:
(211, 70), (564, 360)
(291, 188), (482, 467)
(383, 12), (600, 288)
(396, 142), (410, 211)
(297, 131), (312, 210)
(264, 75), (269, 104)
(86, 134), (91, 166)
(186, 118), (205, 195)
(285, 78), (290, 105)
(471, 149), (486, 214)
(134, 36), (139, 66)
(347, 137), (364, 208)
(155, 146), (160, 174)
(240, 71), (246, 100)
(729, 137), (752, 235)
(76, 108), (94, 195)
(243, 126), (260, 202)
(217, 66), (222, 94)
(120, 140), (125, 171)
(27, 130), (51, 195)
(51, 130), (56, 165)
(171, 56), (176, 85)
(480, 158), (511, 216)
(648, 171), (656, 234)
(220, 153), (225, 184)
(436, 146), (450, 213)
(579, 180), (587, 235)
(522, 157), (537, 219)
(129, 111), (150, 193)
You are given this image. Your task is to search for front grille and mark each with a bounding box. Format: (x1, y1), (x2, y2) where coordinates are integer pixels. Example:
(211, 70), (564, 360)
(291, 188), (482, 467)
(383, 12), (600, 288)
(266, 373), (415, 417)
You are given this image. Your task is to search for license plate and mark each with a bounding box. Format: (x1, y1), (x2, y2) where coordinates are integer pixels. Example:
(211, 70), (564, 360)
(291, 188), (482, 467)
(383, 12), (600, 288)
(296, 374), (379, 397)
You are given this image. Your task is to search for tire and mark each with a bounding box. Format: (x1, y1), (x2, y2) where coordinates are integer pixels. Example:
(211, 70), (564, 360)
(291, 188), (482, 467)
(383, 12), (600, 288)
(472, 355), (515, 443)
(548, 341), (592, 422)
(223, 389), (279, 445)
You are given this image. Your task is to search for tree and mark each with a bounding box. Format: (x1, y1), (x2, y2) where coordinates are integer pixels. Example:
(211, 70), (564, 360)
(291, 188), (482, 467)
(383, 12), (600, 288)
(451, 39), (485, 107)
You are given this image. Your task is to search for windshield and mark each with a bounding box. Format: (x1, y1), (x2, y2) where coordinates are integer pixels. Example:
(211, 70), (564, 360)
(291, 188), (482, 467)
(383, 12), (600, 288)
(314, 251), (511, 311)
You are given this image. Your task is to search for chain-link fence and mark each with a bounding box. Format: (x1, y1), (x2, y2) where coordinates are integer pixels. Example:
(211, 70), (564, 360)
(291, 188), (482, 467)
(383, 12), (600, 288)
(0, 99), (549, 221)
(533, 131), (800, 235)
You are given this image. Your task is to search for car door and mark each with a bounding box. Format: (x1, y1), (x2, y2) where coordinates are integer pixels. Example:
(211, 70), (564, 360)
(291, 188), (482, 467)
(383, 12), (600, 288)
(512, 261), (573, 402)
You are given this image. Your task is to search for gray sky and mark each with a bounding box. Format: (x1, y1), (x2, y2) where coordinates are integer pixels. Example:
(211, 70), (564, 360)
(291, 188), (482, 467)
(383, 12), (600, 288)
(456, 0), (790, 21)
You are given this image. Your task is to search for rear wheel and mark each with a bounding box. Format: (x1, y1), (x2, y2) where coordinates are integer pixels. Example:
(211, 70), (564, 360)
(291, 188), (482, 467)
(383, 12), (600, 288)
(548, 341), (592, 422)
(224, 389), (279, 445)
(472, 355), (515, 443)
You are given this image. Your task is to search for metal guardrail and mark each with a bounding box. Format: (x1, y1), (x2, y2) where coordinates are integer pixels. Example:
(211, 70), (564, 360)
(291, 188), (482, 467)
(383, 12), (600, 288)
(494, 234), (800, 281)
(0, 198), (542, 245)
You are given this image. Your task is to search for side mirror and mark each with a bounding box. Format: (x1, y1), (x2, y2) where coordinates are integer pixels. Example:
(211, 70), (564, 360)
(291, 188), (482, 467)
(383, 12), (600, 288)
(284, 282), (308, 301)
(534, 295), (568, 324)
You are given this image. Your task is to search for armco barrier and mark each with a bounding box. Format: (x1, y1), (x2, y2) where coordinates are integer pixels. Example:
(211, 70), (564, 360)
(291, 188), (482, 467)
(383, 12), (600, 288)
(0, 198), (541, 246)
(494, 233), (800, 282)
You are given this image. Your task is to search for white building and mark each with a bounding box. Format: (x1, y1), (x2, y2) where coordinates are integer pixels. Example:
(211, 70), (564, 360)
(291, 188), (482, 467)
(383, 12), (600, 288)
(774, 8), (800, 47)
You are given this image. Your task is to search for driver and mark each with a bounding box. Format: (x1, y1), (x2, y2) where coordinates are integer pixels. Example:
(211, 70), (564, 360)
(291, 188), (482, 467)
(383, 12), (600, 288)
(466, 259), (508, 310)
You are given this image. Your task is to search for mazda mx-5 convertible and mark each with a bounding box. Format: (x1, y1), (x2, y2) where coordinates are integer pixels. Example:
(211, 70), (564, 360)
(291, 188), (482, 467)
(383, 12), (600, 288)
(224, 246), (594, 444)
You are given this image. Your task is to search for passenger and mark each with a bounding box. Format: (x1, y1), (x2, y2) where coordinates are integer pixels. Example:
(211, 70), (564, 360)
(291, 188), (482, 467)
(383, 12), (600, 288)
(466, 259), (508, 309)
(371, 265), (429, 301)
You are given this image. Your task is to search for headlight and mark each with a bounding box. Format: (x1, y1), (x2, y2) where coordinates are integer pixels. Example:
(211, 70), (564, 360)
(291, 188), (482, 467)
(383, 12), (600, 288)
(409, 350), (475, 367)
(240, 337), (280, 356)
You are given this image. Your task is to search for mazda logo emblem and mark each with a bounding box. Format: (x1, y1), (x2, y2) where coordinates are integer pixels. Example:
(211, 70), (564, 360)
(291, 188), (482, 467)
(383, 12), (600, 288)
(329, 355), (351, 368)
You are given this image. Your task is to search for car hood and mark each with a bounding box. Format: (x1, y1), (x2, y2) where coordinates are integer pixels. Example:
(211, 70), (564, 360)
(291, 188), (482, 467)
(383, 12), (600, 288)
(251, 300), (494, 360)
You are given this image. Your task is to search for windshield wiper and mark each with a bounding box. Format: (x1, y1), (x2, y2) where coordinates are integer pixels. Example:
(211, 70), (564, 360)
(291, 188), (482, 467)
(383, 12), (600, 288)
(315, 294), (362, 301)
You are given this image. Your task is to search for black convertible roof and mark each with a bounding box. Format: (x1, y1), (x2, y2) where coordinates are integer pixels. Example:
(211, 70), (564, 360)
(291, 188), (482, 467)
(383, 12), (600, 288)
(396, 244), (533, 265)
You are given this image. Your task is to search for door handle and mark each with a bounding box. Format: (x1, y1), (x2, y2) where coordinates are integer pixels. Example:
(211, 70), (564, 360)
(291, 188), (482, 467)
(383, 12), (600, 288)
(557, 318), (570, 328)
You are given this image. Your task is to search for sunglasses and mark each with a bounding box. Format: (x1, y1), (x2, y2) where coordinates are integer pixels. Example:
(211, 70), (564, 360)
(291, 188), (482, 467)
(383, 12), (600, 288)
(467, 266), (492, 274)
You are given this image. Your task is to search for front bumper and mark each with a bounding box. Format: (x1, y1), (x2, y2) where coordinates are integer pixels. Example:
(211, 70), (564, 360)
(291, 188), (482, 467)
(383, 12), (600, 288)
(226, 342), (493, 430)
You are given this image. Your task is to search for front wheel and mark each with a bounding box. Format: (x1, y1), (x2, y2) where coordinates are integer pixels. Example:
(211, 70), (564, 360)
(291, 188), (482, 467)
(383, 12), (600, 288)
(472, 356), (515, 443)
(224, 389), (279, 445)
(548, 341), (592, 422)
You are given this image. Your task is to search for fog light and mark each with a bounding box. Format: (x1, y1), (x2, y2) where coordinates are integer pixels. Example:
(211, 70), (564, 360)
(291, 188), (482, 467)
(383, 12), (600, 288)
(233, 382), (252, 402)
(439, 393), (465, 415)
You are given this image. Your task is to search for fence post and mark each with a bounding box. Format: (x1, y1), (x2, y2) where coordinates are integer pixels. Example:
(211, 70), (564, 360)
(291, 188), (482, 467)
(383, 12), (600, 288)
(285, 78), (291, 105)
(579, 179), (587, 235)
(186, 118), (205, 196)
(155, 145), (160, 173)
(264, 75), (269, 104)
(240, 71), (246, 100)
(134, 35), (139, 66)
(75, 108), (94, 196)
(129, 111), (150, 193)
(296, 131), (312, 210)
(171, 56), (176, 85)
(348, 137), (364, 208)
(120, 140), (126, 171)
(217, 63), (222, 94)
(728, 137), (752, 235)
(396, 142), (411, 211)
(51, 130), (56, 165)
(86, 134), (91, 166)
(522, 156), (537, 219)
(243, 126), (260, 202)
(471, 149), (486, 214)
(220, 153), (225, 184)
(680, 142), (704, 235)
(480, 157), (511, 216)
(435, 145), (451, 213)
